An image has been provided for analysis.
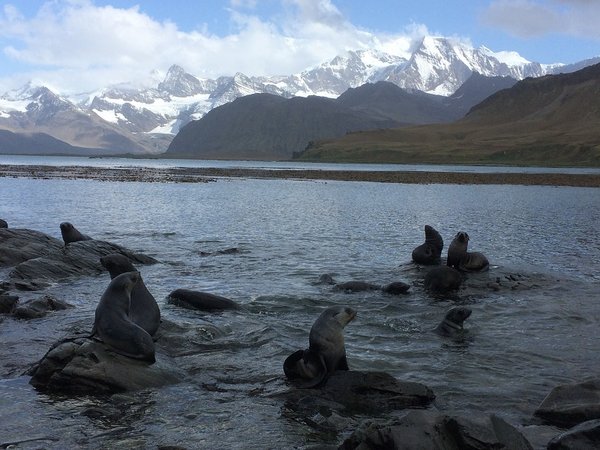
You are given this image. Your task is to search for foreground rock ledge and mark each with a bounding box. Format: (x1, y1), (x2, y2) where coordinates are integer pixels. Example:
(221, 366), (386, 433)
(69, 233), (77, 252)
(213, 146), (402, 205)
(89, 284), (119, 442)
(27, 337), (183, 394)
(535, 378), (600, 428)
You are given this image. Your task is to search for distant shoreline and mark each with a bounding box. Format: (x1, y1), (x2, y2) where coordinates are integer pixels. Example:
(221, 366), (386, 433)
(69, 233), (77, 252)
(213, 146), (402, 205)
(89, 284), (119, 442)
(1, 164), (600, 187)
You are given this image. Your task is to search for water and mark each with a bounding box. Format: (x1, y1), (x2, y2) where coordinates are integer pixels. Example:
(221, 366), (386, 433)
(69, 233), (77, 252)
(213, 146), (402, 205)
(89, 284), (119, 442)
(1, 173), (600, 449)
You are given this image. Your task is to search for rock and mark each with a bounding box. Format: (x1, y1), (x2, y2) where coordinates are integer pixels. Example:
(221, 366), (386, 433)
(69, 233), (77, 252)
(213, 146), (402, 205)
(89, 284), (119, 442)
(0, 294), (19, 313)
(1, 229), (157, 290)
(424, 266), (463, 294)
(0, 228), (64, 268)
(28, 337), (183, 394)
(340, 410), (532, 450)
(0, 219), (7, 228)
(381, 281), (410, 295)
(334, 281), (380, 293)
(13, 295), (73, 319)
(547, 419), (600, 449)
(167, 288), (241, 312)
(535, 378), (600, 427)
(279, 371), (434, 417)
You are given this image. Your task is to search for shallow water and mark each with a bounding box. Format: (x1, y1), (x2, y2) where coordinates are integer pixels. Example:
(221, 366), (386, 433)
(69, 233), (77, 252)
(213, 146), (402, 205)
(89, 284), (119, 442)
(1, 175), (599, 449)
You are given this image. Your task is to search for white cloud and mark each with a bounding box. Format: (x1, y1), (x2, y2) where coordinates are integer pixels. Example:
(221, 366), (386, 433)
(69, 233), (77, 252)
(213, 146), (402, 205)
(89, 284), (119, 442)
(0, 0), (425, 93)
(481, 0), (600, 39)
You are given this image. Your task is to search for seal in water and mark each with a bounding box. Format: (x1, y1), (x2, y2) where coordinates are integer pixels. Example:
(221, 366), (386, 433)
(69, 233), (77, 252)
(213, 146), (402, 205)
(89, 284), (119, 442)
(424, 266), (463, 293)
(334, 281), (380, 292)
(284, 305), (356, 388)
(59, 222), (92, 244)
(381, 281), (411, 295)
(100, 253), (161, 336)
(167, 288), (241, 312)
(434, 306), (472, 337)
(92, 271), (155, 363)
(412, 225), (444, 265)
(447, 231), (489, 272)
(0, 219), (7, 228)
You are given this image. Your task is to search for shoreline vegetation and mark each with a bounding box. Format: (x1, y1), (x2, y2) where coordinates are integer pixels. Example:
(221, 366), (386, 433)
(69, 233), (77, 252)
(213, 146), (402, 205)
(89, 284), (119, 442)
(1, 163), (600, 187)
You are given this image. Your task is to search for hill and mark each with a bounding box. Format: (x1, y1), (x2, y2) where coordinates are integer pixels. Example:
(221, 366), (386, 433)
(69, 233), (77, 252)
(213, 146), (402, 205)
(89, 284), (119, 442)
(295, 64), (600, 166)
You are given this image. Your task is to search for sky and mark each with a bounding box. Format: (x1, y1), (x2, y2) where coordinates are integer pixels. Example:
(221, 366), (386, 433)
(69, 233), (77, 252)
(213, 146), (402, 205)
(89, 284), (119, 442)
(0, 0), (599, 94)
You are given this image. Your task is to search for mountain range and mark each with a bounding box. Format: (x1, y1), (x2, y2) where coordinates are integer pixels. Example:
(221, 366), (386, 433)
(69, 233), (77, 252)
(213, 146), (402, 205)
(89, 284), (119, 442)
(0, 35), (599, 157)
(296, 63), (600, 166)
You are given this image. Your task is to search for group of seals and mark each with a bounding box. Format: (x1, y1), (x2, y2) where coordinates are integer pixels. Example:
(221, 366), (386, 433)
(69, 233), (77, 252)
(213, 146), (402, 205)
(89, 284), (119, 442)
(92, 271), (156, 363)
(60, 222), (92, 245)
(284, 305), (356, 388)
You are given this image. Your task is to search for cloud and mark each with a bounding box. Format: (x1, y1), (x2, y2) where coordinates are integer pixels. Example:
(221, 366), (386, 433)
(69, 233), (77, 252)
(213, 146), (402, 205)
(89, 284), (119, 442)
(0, 0), (423, 93)
(481, 0), (600, 39)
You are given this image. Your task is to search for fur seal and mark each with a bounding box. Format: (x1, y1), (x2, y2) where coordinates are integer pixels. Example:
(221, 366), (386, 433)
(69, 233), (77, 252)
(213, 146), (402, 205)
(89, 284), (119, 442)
(334, 281), (380, 292)
(92, 271), (155, 363)
(381, 281), (411, 295)
(284, 305), (356, 388)
(424, 266), (463, 293)
(412, 225), (444, 265)
(447, 231), (489, 272)
(434, 306), (472, 337)
(167, 288), (241, 312)
(100, 253), (161, 336)
(60, 222), (92, 244)
(0, 219), (7, 228)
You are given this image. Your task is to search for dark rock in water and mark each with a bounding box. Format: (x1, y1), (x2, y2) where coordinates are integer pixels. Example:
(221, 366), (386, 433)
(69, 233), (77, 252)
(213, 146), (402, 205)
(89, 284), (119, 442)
(316, 273), (336, 285)
(0, 228), (64, 268)
(199, 247), (241, 256)
(1, 229), (157, 290)
(28, 337), (183, 394)
(0, 219), (7, 228)
(13, 295), (73, 319)
(167, 288), (241, 312)
(424, 266), (463, 294)
(340, 410), (532, 450)
(334, 281), (380, 293)
(381, 281), (410, 295)
(547, 419), (600, 449)
(280, 370), (434, 416)
(0, 294), (19, 313)
(535, 378), (600, 427)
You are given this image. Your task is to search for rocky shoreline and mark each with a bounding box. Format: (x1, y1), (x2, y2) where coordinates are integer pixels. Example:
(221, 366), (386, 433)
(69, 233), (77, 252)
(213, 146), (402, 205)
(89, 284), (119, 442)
(1, 163), (600, 186)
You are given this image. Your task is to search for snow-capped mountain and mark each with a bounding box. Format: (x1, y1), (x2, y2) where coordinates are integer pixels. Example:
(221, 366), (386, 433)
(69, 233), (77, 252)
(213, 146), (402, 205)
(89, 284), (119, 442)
(1, 36), (597, 155)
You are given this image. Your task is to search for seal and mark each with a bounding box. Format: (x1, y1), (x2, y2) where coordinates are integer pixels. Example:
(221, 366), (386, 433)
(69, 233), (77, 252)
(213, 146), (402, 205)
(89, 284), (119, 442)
(381, 281), (411, 295)
(434, 306), (472, 337)
(424, 266), (463, 293)
(92, 271), (156, 363)
(100, 253), (161, 336)
(60, 222), (92, 244)
(167, 288), (241, 312)
(334, 281), (380, 292)
(284, 305), (356, 388)
(447, 231), (489, 272)
(412, 225), (444, 265)
(0, 219), (7, 228)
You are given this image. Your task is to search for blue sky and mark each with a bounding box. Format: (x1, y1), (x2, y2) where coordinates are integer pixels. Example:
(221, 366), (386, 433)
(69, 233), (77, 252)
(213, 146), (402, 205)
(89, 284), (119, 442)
(0, 0), (599, 93)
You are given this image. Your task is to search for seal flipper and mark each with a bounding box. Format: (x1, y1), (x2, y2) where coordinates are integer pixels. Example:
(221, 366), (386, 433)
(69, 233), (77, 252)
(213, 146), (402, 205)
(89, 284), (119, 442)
(283, 348), (328, 389)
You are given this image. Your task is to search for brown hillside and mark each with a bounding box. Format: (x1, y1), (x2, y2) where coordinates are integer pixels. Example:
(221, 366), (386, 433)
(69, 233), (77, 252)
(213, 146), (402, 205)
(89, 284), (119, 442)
(296, 64), (600, 166)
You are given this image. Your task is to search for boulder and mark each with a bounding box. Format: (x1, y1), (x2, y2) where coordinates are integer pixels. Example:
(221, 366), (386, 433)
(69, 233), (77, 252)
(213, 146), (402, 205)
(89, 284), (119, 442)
(340, 410), (532, 450)
(0, 228), (63, 267)
(535, 378), (600, 427)
(548, 419), (600, 449)
(28, 337), (183, 394)
(13, 295), (72, 319)
(0, 294), (19, 313)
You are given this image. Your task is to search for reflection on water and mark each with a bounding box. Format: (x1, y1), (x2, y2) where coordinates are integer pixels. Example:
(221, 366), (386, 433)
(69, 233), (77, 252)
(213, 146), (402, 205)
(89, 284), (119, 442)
(1, 175), (599, 448)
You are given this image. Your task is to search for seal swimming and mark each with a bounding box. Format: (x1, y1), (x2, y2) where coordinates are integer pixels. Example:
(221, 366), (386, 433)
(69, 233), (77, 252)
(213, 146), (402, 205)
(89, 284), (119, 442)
(167, 288), (241, 312)
(412, 225), (444, 265)
(100, 253), (161, 337)
(92, 271), (156, 363)
(60, 222), (92, 245)
(284, 305), (356, 388)
(447, 231), (489, 272)
(434, 306), (472, 337)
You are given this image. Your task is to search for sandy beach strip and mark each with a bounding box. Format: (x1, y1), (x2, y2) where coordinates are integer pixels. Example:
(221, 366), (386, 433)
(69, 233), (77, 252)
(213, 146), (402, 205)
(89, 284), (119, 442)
(1, 164), (599, 187)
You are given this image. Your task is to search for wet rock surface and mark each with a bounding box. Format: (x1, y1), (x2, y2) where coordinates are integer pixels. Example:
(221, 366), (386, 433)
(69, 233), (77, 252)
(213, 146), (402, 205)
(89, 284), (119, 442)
(547, 419), (600, 450)
(535, 378), (600, 428)
(12, 295), (73, 319)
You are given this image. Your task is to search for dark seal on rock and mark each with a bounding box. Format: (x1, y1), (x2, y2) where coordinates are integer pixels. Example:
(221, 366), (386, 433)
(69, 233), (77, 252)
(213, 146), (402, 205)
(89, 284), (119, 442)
(424, 266), (463, 293)
(0, 219), (7, 228)
(447, 231), (489, 272)
(60, 221), (92, 245)
(412, 225), (444, 265)
(167, 288), (241, 312)
(92, 271), (155, 363)
(434, 306), (472, 337)
(100, 253), (161, 336)
(284, 305), (356, 388)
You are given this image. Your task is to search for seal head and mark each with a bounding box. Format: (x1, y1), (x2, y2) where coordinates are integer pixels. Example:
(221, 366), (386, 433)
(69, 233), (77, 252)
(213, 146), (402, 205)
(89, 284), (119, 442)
(60, 222), (92, 245)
